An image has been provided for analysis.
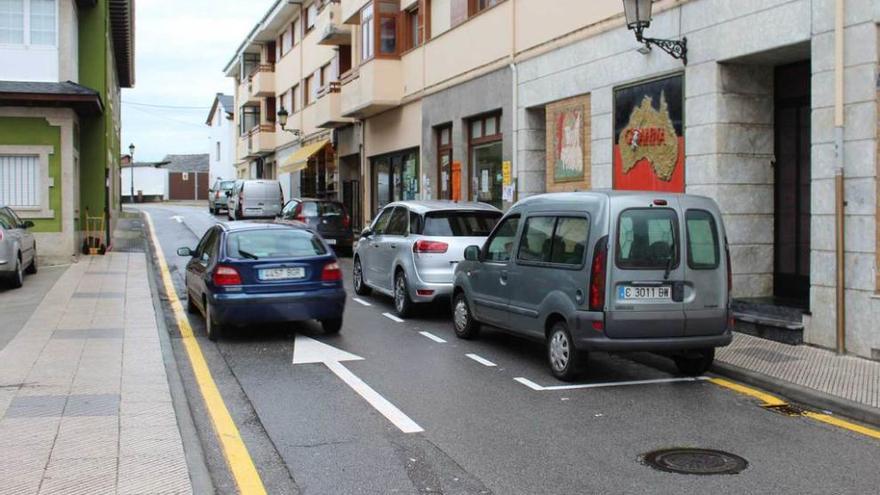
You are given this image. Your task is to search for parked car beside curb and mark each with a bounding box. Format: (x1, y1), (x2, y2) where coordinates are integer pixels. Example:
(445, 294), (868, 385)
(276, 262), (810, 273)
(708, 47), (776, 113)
(452, 191), (733, 381)
(0, 206), (37, 289)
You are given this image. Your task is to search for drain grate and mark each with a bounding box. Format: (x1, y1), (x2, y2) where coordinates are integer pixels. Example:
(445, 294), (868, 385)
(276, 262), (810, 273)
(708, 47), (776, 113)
(763, 403), (804, 417)
(643, 448), (748, 475)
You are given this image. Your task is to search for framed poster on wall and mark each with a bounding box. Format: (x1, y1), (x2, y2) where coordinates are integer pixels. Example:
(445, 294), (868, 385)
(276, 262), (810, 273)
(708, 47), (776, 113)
(545, 94), (591, 192)
(613, 74), (684, 192)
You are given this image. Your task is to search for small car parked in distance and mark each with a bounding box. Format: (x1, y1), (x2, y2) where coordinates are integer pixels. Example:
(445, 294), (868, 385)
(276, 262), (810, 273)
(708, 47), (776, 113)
(178, 221), (345, 340)
(451, 191), (732, 381)
(226, 179), (284, 220)
(353, 201), (502, 317)
(0, 206), (37, 288)
(208, 179), (236, 215)
(278, 198), (354, 256)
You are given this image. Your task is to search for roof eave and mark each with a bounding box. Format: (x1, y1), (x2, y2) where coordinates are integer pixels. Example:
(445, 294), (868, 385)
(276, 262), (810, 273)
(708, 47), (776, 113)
(109, 0), (135, 88)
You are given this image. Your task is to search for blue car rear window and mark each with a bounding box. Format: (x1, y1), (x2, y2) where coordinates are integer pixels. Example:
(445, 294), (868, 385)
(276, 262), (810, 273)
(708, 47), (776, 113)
(226, 229), (327, 260)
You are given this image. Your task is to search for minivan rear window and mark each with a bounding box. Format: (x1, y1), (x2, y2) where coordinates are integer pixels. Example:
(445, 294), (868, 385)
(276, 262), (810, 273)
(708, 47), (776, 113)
(226, 229), (327, 260)
(298, 201), (345, 218)
(686, 210), (720, 269)
(616, 208), (678, 269)
(220, 181), (236, 190)
(421, 211), (501, 236)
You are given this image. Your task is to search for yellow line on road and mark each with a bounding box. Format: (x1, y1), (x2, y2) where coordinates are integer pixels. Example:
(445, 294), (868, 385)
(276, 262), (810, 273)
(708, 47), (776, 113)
(143, 211), (267, 495)
(709, 377), (880, 441)
(708, 378), (787, 407)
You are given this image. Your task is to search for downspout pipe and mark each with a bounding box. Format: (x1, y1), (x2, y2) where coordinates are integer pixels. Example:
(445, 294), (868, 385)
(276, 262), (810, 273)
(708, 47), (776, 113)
(509, 0), (518, 206)
(834, 0), (846, 354)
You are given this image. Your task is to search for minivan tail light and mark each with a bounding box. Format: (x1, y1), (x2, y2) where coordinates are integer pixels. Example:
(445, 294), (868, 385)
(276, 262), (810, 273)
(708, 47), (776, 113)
(726, 242), (732, 294)
(321, 262), (342, 282)
(413, 240), (449, 254)
(589, 236), (608, 311)
(213, 266), (242, 286)
(342, 214), (351, 229)
(653, 199), (668, 206)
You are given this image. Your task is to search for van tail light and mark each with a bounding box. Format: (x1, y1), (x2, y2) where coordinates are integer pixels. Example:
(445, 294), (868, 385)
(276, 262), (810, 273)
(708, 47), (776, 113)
(589, 236), (608, 311)
(292, 203), (306, 223)
(413, 240), (449, 254)
(725, 241), (732, 294)
(213, 265), (242, 286)
(321, 262), (342, 282)
(342, 214), (351, 229)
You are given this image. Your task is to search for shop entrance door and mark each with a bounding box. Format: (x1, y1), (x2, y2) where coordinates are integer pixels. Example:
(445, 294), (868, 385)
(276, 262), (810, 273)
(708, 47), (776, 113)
(773, 61), (811, 306)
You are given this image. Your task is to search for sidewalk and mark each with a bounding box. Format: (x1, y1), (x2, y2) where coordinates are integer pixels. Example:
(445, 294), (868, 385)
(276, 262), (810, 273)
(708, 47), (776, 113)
(716, 332), (880, 425)
(0, 253), (193, 495)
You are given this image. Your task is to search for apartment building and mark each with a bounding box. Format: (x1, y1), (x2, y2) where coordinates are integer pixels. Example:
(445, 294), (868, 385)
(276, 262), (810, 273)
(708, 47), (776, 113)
(205, 93), (236, 185)
(226, 0), (880, 361)
(0, 0), (134, 262)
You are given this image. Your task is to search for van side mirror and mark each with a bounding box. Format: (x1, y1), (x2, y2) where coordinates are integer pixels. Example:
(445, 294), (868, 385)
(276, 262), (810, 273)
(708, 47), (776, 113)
(464, 245), (481, 262)
(21, 220), (35, 229)
(177, 247), (195, 257)
(361, 227), (373, 238)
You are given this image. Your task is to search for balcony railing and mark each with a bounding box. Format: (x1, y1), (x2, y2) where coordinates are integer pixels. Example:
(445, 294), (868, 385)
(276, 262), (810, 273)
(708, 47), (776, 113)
(315, 81), (354, 128)
(248, 64), (276, 97)
(244, 124), (277, 157)
(317, 0), (351, 46)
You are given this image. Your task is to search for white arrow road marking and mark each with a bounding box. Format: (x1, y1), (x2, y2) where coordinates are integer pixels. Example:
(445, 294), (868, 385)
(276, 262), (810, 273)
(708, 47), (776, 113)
(352, 298), (372, 307)
(419, 331), (446, 343)
(514, 376), (709, 391)
(465, 354), (496, 367)
(292, 335), (423, 434)
(383, 313), (404, 323)
(171, 215), (184, 223)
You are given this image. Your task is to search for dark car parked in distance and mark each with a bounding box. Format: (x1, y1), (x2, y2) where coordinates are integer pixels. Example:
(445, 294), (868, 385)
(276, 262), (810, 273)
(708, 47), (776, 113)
(278, 199), (354, 256)
(178, 221), (345, 340)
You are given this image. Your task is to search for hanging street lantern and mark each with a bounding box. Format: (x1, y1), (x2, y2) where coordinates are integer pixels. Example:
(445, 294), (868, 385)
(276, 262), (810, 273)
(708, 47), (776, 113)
(622, 0), (687, 65)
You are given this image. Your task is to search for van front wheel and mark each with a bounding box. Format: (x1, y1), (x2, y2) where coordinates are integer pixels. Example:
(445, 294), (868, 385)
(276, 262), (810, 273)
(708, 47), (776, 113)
(673, 348), (715, 376)
(547, 321), (585, 382)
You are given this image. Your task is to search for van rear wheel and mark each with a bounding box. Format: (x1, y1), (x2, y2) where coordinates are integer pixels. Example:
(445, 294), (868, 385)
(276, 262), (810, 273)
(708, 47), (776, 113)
(452, 292), (480, 339)
(547, 321), (585, 382)
(674, 348), (715, 376)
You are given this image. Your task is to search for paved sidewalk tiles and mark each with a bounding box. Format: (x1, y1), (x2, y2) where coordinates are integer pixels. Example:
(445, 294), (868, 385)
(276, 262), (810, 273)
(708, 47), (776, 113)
(0, 252), (193, 495)
(717, 332), (880, 410)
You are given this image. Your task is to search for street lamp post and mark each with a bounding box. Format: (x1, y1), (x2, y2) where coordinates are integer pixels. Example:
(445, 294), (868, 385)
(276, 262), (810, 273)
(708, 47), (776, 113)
(276, 107), (302, 138)
(623, 0), (688, 65)
(128, 143), (135, 203)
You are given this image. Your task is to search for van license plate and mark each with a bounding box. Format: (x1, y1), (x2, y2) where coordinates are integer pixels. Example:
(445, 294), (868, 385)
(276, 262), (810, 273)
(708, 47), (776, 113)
(259, 267), (305, 281)
(325, 239), (337, 245)
(619, 286), (671, 300)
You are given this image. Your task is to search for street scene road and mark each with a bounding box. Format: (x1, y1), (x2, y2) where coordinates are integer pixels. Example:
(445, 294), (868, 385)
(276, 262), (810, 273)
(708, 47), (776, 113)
(141, 203), (880, 494)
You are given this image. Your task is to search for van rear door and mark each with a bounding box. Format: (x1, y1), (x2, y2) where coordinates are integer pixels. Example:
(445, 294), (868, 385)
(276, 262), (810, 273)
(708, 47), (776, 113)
(605, 197), (686, 339)
(679, 197), (729, 336)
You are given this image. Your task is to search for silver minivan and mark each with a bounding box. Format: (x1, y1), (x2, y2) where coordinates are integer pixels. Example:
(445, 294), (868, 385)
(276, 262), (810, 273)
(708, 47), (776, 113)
(0, 206), (37, 288)
(227, 180), (284, 220)
(452, 191), (732, 380)
(353, 201), (502, 317)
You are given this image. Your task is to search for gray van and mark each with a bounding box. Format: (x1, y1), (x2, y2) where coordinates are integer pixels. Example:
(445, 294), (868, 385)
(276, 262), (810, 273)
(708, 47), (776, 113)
(452, 191), (732, 381)
(227, 180), (284, 220)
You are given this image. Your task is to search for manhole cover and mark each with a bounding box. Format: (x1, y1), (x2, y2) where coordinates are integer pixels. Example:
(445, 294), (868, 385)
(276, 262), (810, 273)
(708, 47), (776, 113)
(643, 448), (748, 475)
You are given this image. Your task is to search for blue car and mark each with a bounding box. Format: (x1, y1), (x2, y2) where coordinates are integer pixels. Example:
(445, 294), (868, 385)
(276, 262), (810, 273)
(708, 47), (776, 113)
(178, 221), (346, 341)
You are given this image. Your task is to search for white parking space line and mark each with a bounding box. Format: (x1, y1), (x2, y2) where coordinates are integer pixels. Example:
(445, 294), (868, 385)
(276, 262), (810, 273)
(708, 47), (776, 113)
(383, 313), (405, 323)
(466, 354), (497, 367)
(325, 361), (424, 434)
(353, 298), (372, 307)
(515, 376), (710, 391)
(419, 331), (447, 343)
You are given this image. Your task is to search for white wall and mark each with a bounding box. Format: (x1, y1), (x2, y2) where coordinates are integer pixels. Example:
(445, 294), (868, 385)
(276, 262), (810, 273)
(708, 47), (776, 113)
(207, 110), (236, 185)
(121, 167), (168, 199)
(0, 0), (64, 82)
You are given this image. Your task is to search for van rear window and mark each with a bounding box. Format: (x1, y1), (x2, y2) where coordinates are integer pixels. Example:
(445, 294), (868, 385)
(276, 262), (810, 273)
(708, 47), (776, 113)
(616, 209), (678, 269)
(686, 210), (720, 269)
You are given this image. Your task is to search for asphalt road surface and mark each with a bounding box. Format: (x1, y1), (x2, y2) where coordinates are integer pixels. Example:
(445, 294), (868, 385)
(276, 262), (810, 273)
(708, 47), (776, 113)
(139, 203), (880, 495)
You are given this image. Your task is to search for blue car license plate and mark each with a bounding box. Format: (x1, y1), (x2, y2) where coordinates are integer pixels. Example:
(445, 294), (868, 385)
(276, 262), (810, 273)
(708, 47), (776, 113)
(259, 267), (305, 281)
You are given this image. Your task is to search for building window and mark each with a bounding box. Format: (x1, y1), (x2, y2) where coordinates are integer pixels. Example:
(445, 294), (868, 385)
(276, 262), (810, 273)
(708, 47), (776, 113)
(373, 149), (419, 210)
(280, 24), (292, 55)
(241, 52), (259, 79)
(290, 84), (299, 113)
(0, 0), (55, 46)
(469, 113), (503, 209)
(0, 155), (39, 208)
(304, 2), (317, 35)
(215, 142), (221, 161)
(240, 106), (260, 135)
(292, 18), (300, 45)
(304, 74), (314, 106)
(403, 7), (420, 51)
(377, 1), (397, 55)
(437, 125), (453, 200)
(475, 0), (501, 14)
(361, 3), (374, 61)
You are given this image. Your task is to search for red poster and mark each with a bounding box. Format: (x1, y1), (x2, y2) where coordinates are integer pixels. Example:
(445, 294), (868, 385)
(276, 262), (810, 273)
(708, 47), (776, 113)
(613, 75), (685, 193)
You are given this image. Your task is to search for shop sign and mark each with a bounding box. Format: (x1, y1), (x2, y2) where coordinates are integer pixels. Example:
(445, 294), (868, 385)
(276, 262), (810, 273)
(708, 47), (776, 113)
(613, 74), (685, 192)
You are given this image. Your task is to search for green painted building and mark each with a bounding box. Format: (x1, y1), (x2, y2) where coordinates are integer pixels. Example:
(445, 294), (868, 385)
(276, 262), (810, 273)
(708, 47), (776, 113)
(0, 0), (134, 263)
